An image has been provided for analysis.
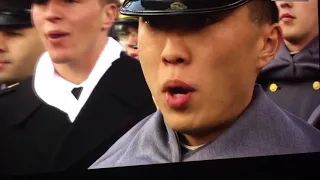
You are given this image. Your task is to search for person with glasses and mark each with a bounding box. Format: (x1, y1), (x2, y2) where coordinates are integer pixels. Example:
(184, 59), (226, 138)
(115, 14), (139, 60)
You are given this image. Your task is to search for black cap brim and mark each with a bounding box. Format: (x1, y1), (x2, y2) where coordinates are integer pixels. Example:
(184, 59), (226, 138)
(0, 10), (32, 27)
(120, 0), (250, 16)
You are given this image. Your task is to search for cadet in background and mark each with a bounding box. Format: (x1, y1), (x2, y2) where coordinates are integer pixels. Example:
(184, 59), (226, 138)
(115, 14), (139, 60)
(257, 0), (319, 126)
(0, 0), (45, 90)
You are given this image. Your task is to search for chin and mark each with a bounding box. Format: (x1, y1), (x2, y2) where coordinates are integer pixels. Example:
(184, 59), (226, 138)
(162, 112), (196, 130)
(48, 52), (73, 64)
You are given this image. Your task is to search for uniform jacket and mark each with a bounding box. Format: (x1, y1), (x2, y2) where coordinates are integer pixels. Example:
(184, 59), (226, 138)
(308, 104), (320, 129)
(90, 85), (320, 169)
(0, 53), (156, 176)
(256, 36), (320, 122)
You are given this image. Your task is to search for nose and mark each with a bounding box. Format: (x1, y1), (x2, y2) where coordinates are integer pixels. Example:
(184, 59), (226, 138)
(44, 1), (63, 23)
(0, 32), (8, 52)
(276, 1), (294, 9)
(161, 33), (191, 65)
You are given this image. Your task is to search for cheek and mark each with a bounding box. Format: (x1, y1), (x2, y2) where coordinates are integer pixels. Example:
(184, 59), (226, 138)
(79, 9), (102, 30)
(197, 30), (257, 87)
(138, 36), (164, 94)
(138, 28), (163, 66)
(31, 10), (43, 31)
(13, 39), (34, 61)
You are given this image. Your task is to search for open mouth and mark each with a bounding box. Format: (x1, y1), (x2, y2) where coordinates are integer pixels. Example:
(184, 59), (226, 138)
(46, 31), (70, 40)
(163, 80), (196, 109)
(167, 86), (194, 96)
(48, 33), (67, 39)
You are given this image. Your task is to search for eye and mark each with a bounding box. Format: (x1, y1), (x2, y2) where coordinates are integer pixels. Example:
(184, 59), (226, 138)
(64, 0), (79, 3)
(4, 31), (22, 37)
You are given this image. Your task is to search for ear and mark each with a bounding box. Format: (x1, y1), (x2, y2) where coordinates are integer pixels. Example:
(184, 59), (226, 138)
(30, 5), (36, 26)
(101, 3), (118, 31)
(257, 24), (283, 69)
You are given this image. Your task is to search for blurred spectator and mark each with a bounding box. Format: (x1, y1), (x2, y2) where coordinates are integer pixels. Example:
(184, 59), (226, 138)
(257, 0), (319, 125)
(0, 0), (44, 90)
(115, 14), (139, 59)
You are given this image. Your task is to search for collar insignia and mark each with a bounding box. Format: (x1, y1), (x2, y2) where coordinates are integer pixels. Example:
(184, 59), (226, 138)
(169, 2), (188, 11)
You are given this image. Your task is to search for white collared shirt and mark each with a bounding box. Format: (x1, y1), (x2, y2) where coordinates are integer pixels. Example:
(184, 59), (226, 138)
(34, 37), (124, 122)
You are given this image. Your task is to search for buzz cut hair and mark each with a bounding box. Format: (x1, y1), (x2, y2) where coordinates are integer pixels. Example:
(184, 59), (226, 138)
(247, 0), (279, 25)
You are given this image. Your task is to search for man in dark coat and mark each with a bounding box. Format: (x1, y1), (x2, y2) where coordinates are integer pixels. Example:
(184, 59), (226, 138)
(89, 0), (320, 169)
(0, 0), (156, 176)
(256, 0), (319, 124)
(0, 0), (45, 89)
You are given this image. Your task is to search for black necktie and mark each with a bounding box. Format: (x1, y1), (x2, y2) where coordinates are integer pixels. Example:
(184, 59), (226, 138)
(71, 87), (83, 100)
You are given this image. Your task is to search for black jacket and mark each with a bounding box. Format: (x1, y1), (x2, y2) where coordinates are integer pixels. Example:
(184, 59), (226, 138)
(0, 53), (156, 176)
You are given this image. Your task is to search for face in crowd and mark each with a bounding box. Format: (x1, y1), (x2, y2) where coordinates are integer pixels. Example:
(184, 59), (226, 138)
(122, 26), (138, 59)
(137, 1), (282, 145)
(0, 26), (45, 84)
(31, 0), (116, 65)
(276, 0), (318, 51)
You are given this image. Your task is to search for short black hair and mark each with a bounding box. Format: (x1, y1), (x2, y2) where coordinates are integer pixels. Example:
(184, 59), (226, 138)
(247, 0), (279, 25)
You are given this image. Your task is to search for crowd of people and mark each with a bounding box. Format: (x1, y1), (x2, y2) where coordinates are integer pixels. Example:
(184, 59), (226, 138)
(0, 0), (319, 177)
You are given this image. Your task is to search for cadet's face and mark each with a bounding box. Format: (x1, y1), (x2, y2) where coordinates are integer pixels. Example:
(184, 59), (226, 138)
(125, 27), (138, 59)
(0, 27), (45, 83)
(276, 0), (318, 43)
(138, 5), (281, 140)
(32, 0), (111, 64)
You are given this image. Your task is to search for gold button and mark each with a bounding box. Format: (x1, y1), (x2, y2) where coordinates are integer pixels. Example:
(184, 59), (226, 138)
(269, 83), (278, 92)
(313, 81), (320, 90)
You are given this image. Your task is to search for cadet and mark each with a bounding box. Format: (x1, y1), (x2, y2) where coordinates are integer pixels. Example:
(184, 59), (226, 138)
(0, 0), (156, 176)
(90, 0), (320, 169)
(0, 0), (45, 90)
(257, 0), (319, 124)
(115, 14), (139, 59)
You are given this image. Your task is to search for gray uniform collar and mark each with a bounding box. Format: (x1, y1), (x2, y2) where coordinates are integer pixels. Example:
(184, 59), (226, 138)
(261, 35), (319, 80)
(90, 85), (320, 169)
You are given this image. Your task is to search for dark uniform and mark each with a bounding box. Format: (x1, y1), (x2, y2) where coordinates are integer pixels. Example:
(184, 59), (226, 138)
(0, 53), (156, 176)
(89, 0), (320, 169)
(0, 1), (156, 177)
(257, 36), (320, 124)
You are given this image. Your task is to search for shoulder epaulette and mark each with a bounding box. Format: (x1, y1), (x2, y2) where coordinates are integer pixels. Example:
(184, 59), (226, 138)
(0, 83), (20, 97)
